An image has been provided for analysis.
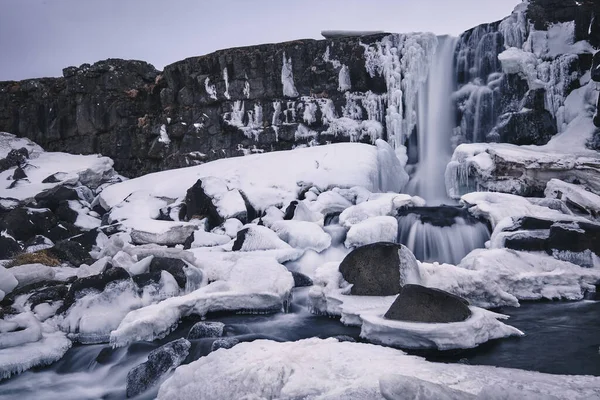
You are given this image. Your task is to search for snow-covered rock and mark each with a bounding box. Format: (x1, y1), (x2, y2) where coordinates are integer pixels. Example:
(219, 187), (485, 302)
(232, 224), (291, 251)
(270, 220), (331, 252)
(0, 266), (18, 301)
(10, 263), (56, 289)
(344, 216), (398, 248)
(110, 256), (294, 346)
(156, 338), (600, 399)
(545, 178), (600, 217)
(360, 306), (523, 350)
(0, 133), (116, 201)
(339, 193), (424, 228)
(184, 230), (231, 249)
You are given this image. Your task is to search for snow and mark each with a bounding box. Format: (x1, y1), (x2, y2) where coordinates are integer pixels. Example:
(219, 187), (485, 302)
(338, 65), (352, 92)
(360, 306), (523, 350)
(201, 177), (247, 220)
(110, 256), (293, 346)
(222, 67), (230, 100)
(157, 338), (600, 400)
(281, 53), (299, 98)
(159, 124), (171, 145)
(0, 313), (43, 349)
(0, 134), (115, 201)
(498, 47), (544, 89)
(345, 216), (398, 248)
(235, 224), (291, 251)
(270, 220), (331, 252)
(339, 193), (423, 228)
(308, 190), (353, 216)
(0, 328), (71, 380)
(545, 179), (600, 215)
(99, 142), (407, 219)
(67, 200), (101, 230)
(10, 263), (56, 289)
(0, 132), (43, 158)
(186, 230), (231, 248)
(204, 77), (217, 100)
(0, 266), (18, 301)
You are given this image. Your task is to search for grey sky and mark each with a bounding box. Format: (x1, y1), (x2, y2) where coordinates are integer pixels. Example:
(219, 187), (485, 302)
(0, 0), (520, 81)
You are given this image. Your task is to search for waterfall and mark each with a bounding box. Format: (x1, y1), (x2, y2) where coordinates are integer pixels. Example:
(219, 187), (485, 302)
(397, 206), (491, 265)
(405, 36), (458, 204)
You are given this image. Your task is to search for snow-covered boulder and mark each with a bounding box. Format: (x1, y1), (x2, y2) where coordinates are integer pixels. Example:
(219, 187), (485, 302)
(339, 193), (424, 228)
(339, 243), (421, 296)
(187, 321), (225, 339)
(545, 178), (600, 217)
(0, 266), (18, 301)
(10, 263), (56, 289)
(156, 338), (600, 399)
(345, 216), (398, 248)
(361, 305), (523, 350)
(183, 230), (231, 249)
(232, 224), (291, 252)
(270, 220), (331, 252)
(0, 133), (116, 202)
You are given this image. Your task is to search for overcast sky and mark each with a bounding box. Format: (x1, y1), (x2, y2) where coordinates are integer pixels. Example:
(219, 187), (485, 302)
(0, 0), (520, 81)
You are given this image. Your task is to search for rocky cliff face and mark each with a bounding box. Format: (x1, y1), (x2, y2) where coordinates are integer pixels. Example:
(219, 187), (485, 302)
(0, 1), (598, 178)
(0, 35), (404, 177)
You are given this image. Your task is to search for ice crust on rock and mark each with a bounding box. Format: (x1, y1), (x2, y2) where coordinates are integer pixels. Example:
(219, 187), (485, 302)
(157, 338), (600, 400)
(360, 306), (523, 350)
(345, 216), (398, 248)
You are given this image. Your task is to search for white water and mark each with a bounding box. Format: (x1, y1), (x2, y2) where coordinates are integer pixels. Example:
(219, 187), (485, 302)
(397, 213), (490, 265)
(406, 36), (458, 204)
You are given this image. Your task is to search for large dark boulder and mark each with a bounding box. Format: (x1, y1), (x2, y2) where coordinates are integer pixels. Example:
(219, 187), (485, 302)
(58, 266), (130, 313)
(184, 179), (224, 230)
(0, 208), (58, 242)
(339, 242), (420, 296)
(126, 338), (191, 398)
(592, 51), (600, 83)
(149, 257), (187, 288)
(0, 148), (28, 172)
(384, 284), (471, 323)
(34, 186), (79, 212)
(48, 239), (90, 266)
(0, 232), (22, 259)
(188, 321), (225, 339)
(55, 200), (79, 224)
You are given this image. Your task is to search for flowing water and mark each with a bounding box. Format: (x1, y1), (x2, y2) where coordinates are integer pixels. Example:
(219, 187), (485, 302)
(405, 35), (459, 205)
(1, 292), (597, 400)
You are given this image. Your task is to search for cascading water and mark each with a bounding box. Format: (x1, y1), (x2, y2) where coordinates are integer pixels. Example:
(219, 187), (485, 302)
(405, 35), (459, 205)
(397, 206), (491, 265)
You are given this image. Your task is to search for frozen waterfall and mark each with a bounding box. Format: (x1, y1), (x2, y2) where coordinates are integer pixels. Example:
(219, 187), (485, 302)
(405, 36), (459, 204)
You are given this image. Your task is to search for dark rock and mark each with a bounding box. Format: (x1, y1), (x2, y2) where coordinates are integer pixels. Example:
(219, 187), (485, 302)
(46, 221), (81, 242)
(41, 173), (62, 184)
(334, 335), (356, 342)
(0, 208), (57, 241)
(397, 206), (482, 228)
(132, 271), (162, 288)
(12, 166), (27, 180)
(283, 201), (298, 220)
(27, 284), (69, 309)
(291, 271), (313, 287)
(0, 148), (28, 172)
(23, 235), (53, 252)
(1, 280), (66, 306)
(58, 266), (130, 313)
(232, 228), (249, 251)
(126, 338), (191, 398)
(591, 51), (600, 82)
(184, 179), (224, 230)
(0, 232), (22, 259)
(211, 338), (240, 352)
(488, 110), (557, 146)
(48, 240), (90, 266)
(95, 346), (121, 365)
(34, 185), (79, 211)
(149, 257), (187, 288)
(384, 284), (471, 323)
(188, 321), (225, 339)
(56, 200), (79, 224)
(70, 229), (101, 252)
(339, 242), (419, 296)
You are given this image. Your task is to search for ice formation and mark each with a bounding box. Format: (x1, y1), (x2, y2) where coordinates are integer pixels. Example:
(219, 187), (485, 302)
(281, 53), (299, 98)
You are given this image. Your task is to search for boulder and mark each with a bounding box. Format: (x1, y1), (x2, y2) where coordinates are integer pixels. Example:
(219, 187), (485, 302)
(232, 225), (291, 252)
(55, 201), (79, 224)
(0, 208), (57, 242)
(184, 179), (225, 230)
(339, 242), (421, 296)
(0, 148), (28, 172)
(188, 321), (225, 339)
(48, 240), (90, 266)
(126, 338), (191, 398)
(34, 185), (80, 212)
(58, 266), (130, 313)
(0, 232), (22, 259)
(149, 257), (187, 288)
(12, 166), (27, 180)
(23, 235), (54, 253)
(291, 271), (314, 287)
(591, 51), (600, 82)
(27, 284), (69, 309)
(211, 338), (239, 352)
(384, 284), (471, 323)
